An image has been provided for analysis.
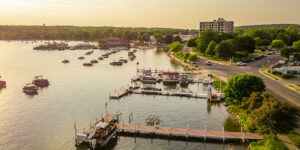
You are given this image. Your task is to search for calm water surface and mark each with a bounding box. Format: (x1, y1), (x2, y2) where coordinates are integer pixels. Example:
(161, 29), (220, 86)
(0, 41), (246, 150)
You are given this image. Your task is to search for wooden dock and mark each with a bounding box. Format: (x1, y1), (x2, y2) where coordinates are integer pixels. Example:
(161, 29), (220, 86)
(80, 114), (263, 145)
(137, 68), (200, 75)
(109, 83), (140, 99)
(132, 90), (208, 98)
(117, 124), (264, 141)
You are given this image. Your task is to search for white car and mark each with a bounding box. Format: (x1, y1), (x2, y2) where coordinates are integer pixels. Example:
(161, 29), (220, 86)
(236, 62), (246, 66)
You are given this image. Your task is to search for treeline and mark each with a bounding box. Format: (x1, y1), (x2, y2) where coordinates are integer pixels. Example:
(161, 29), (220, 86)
(186, 25), (300, 60)
(0, 25), (191, 41)
(236, 24), (300, 31)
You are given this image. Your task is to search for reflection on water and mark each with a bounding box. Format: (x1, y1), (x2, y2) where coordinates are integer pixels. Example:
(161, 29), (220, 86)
(224, 116), (242, 132)
(0, 41), (246, 150)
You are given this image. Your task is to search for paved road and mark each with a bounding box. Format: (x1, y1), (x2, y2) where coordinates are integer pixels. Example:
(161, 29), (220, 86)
(199, 55), (300, 107)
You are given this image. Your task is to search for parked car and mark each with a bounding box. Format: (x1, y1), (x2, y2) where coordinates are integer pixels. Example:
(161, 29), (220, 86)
(206, 61), (212, 65)
(236, 62), (246, 66)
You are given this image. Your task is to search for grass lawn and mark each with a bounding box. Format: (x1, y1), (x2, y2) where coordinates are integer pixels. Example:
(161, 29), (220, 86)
(286, 130), (300, 148)
(261, 70), (278, 80)
(211, 77), (227, 92)
(249, 135), (288, 150)
(286, 84), (300, 91)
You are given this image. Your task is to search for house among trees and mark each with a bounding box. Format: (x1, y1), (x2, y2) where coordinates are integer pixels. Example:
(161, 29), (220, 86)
(98, 38), (130, 49)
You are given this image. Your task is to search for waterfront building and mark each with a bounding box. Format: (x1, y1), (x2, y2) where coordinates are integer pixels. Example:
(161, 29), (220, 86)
(200, 18), (234, 34)
(98, 38), (130, 49)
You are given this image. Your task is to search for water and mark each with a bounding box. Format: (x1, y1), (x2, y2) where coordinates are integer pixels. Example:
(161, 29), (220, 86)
(0, 41), (245, 150)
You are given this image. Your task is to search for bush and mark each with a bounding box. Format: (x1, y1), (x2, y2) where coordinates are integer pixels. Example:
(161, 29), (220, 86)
(249, 135), (288, 150)
(282, 73), (295, 79)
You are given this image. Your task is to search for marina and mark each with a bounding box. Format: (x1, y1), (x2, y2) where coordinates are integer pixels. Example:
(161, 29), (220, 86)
(0, 41), (249, 150)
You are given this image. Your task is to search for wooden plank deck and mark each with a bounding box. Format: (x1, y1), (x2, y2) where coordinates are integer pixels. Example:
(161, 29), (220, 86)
(132, 90), (208, 98)
(117, 124), (264, 140)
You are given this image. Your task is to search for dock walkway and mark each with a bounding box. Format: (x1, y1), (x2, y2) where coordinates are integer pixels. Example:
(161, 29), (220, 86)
(132, 90), (208, 98)
(109, 83), (140, 99)
(118, 124), (264, 141)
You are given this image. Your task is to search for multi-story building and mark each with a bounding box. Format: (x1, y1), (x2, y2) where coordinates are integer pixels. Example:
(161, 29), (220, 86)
(200, 18), (234, 34)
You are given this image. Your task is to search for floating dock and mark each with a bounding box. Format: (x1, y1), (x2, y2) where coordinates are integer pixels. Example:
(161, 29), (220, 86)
(137, 68), (200, 75)
(109, 83), (140, 99)
(132, 90), (208, 98)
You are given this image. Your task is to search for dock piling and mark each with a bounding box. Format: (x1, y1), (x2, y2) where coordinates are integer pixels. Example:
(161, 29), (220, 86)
(223, 126), (225, 142)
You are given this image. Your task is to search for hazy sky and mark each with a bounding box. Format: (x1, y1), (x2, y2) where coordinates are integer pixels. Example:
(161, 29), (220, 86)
(0, 0), (299, 29)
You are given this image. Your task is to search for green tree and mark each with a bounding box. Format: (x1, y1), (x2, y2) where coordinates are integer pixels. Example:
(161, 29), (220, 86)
(186, 37), (198, 47)
(183, 52), (190, 60)
(164, 34), (174, 44)
(272, 40), (284, 49)
(251, 94), (299, 134)
(196, 29), (219, 54)
(169, 41), (183, 53)
(240, 92), (264, 113)
(236, 35), (256, 53)
(276, 32), (289, 44)
(255, 37), (270, 47)
(293, 40), (300, 51)
(224, 74), (266, 104)
(173, 35), (182, 43)
(153, 33), (164, 44)
(205, 40), (217, 56)
(215, 40), (235, 58)
(280, 47), (295, 60)
(188, 54), (198, 62)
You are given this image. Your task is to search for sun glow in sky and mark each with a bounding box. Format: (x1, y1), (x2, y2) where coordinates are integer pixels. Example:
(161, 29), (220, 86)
(0, 0), (299, 29)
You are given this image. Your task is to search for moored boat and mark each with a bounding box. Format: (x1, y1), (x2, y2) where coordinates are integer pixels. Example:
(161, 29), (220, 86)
(0, 77), (6, 89)
(141, 86), (162, 94)
(32, 75), (49, 87)
(85, 51), (94, 55)
(119, 59), (128, 63)
(62, 59), (70, 63)
(141, 76), (157, 84)
(98, 57), (103, 60)
(91, 59), (98, 63)
(162, 72), (180, 84)
(23, 83), (38, 95)
(110, 61), (122, 66)
(83, 62), (93, 66)
(78, 56), (85, 60)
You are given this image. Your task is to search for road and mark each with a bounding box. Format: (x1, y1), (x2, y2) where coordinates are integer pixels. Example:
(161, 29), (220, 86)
(199, 54), (300, 107)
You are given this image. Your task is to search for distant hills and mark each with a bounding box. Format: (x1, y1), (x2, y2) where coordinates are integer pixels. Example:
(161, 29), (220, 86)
(236, 24), (300, 31)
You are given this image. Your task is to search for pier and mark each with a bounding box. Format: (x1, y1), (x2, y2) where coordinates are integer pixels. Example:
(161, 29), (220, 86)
(118, 124), (264, 142)
(137, 68), (200, 75)
(79, 114), (264, 144)
(109, 83), (140, 99)
(132, 90), (208, 98)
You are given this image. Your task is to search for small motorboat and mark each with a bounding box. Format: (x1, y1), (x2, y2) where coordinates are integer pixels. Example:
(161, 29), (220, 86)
(91, 59), (98, 63)
(0, 76), (6, 89)
(119, 59), (128, 63)
(23, 83), (38, 95)
(78, 56), (85, 60)
(85, 51), (94, 55)
(110, 61), (122, 66)
(98, 57), (103, 60)
(32, 75), (49, 87)
(102, 54), (109, 58)
(83, 62), (93, 66)
(136, 62), (139, 65)
(62, 59), (70, 63)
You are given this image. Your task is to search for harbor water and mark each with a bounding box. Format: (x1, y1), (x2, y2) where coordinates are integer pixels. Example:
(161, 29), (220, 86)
(0, 41), (246, 150)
